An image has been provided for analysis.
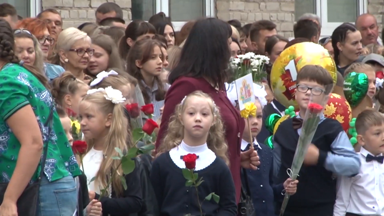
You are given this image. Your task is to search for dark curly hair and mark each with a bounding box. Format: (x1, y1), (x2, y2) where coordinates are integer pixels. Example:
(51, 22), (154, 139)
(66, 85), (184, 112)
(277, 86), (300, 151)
(0, 19), (49, 88)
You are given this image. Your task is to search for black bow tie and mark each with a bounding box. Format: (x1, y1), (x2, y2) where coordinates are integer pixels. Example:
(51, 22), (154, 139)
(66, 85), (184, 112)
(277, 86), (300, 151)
(292, 117), (303, 130)
(180, 155), (199, 160)
(366, 154), (384, 164)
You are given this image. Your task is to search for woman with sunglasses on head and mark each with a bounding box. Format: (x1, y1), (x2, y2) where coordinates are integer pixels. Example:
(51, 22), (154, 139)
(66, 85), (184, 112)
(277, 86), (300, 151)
(13, 29), (45, 74)
(50, 27), (93, 84)
(16, 18), (65, 81)
(0, 19), (81, 216)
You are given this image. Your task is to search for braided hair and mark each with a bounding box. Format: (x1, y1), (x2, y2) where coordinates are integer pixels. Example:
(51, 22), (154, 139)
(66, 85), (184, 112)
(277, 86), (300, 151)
(0, 20), (49, 88)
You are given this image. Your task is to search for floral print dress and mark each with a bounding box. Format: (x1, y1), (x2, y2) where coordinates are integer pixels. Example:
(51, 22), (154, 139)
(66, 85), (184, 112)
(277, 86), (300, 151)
(0, 63), (81, 183)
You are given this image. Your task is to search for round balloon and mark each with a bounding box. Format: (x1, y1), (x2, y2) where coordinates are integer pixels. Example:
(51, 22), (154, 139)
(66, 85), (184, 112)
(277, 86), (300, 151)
(323, 93), (352, 132)
(270, 42), (337, 110)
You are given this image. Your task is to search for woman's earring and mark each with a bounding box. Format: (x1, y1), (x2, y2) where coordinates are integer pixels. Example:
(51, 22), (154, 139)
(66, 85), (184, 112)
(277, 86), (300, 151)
(64, 59), (69, 63)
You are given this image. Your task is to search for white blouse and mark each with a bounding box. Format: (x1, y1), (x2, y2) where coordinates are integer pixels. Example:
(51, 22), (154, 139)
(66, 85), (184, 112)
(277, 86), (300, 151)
(82, 147), (103, 193)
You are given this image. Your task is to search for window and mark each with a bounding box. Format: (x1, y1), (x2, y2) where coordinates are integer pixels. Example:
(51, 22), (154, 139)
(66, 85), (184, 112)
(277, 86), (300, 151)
(295, 0), (367, 36)
(1, 0), (40, 18)
(131, 0), (215, 30)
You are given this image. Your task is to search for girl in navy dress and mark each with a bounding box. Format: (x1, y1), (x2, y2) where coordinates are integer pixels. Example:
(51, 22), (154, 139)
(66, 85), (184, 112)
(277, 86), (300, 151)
(151, 90), (238, 216)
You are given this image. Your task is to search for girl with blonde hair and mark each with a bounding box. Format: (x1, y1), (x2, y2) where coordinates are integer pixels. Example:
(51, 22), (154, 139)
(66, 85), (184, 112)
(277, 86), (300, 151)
(152, 90), (237, 215)
(80, 87), (142, 215)
(51, 27), (94, 83)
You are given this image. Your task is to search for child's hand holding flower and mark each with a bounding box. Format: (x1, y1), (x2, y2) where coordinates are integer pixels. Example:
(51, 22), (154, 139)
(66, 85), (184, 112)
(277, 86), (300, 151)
(240, 149), (260, 169)
(283, 178), (299, 195)
(86, 199), (102, 216)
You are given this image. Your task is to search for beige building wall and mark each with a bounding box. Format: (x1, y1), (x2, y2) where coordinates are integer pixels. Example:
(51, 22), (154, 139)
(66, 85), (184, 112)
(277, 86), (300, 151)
(41, 0), (383, 38)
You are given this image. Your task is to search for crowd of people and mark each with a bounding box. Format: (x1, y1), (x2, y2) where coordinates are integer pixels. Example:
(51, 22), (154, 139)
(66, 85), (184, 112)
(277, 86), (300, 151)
(0, 1), (384, 216)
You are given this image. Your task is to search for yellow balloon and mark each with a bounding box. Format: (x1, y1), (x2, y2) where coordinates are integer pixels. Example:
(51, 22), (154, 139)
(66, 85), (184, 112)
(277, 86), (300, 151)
(273, 114), (290, 134)
(270, 42), (337, 110)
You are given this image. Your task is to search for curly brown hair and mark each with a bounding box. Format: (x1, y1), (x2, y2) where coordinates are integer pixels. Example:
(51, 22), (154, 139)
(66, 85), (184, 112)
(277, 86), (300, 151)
(157, 90), (229, 165)
(0, 20), (49, 88)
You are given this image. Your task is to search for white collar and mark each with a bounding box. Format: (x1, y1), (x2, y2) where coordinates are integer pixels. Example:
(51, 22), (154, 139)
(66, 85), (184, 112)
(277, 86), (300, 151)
(241, 139), (262, 151)
(360, 147), (383, 157)
(169, 140), (216, 171)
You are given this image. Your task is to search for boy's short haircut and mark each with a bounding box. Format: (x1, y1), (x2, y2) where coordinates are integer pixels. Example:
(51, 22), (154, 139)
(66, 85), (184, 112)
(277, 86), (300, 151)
(0, 3), (17, 17)
(37, 8), (60, 18)
(296, 65), (334, 94)
(344, 62), (375, 78)
(99, 17), (125, 26)
(249, 20), (276, 42)
(96, 2), (123, 19)
(294, 19), (319, 40)
(356, 109), (384, 134)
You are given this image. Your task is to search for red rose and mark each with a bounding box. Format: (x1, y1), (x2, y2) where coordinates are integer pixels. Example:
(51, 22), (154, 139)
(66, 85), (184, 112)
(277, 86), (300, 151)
(377, 71), (384, 79)
(142, 119), (159, 135)
(308, 103), (323, 114)
(141, 104), (154, 115)
(66, 108), (77, 118)
(72, 140), (87, 155)
(125, 103), (140, 118)
(183, 153), (197, 169)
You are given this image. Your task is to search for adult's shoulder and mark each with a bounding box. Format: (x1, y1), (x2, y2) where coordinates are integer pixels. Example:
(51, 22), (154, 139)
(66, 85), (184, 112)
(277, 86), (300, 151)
(170, 76), (210, 91)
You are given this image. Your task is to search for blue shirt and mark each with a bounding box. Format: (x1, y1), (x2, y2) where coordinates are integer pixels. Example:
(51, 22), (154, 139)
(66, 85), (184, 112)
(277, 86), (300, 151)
(44, 63), (64, 81)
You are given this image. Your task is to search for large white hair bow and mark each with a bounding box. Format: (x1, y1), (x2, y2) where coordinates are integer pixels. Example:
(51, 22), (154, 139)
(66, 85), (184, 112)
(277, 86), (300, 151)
(87, 86), (126, 104)
(90, 70), (119, 87)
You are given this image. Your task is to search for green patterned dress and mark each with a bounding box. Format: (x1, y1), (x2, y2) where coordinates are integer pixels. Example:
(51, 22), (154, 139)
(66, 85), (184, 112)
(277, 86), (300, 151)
(0, 63), (81, 182)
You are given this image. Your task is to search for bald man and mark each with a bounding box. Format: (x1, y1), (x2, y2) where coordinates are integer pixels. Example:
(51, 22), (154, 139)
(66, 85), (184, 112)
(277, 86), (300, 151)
(355, 14), (380, 46)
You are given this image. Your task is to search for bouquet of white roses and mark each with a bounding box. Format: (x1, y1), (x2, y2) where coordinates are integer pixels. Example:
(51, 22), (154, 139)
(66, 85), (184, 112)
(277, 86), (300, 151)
(230, 52), (270, 83)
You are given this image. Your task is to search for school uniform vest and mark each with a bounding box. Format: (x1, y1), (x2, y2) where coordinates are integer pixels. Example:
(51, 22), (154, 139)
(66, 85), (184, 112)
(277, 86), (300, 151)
(274, 118), (343, 216)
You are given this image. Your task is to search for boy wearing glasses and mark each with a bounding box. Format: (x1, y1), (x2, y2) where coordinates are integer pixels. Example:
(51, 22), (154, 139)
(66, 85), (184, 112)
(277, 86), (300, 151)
(272, 65), (361, 216)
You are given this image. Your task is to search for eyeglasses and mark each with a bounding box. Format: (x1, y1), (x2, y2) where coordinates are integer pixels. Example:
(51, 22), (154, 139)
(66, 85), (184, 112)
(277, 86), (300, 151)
(14, 29), (31, 35)
(38, 36), (55, 45)
(296, 84), (325, 96)
(69, 48), (95, 57)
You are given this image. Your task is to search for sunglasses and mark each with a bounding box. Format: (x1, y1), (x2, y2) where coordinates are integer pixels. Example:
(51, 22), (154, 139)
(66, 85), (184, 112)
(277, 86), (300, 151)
(14, 29), (31, 35)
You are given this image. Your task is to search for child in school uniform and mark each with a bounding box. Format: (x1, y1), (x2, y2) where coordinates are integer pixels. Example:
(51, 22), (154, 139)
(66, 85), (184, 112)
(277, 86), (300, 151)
(273, 65), (361, 216)
(57, 106), (102, 216)
(334, 109), (384, 216)
(151, 90), (238, 216)
(239, 98), (298, 216)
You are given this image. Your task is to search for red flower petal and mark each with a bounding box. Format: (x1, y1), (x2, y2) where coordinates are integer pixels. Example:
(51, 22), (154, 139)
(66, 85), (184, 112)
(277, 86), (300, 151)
(125, 103), (140, 118)
(308, 103), (323, 114)
(142, 119), (159, 135)
(72, 140), (87, 155)
(183, 153), (197, 169)
(141, 104), (154, 115)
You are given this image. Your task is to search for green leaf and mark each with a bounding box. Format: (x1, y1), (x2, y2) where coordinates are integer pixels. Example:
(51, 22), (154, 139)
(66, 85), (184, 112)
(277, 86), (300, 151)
(185, 180), (193, 187)
(111, 156), (121, 160)
(121, 157), (136, 175)
(182, 169), (192, 180)
(195, 179), (204, 187)
(132, 128), (145, 143)
(88, 176), (96, 185)
(205, 192), (213, 201)
(114, 147), (123, 157)
(193, 173), (198, 181)
(138, 144), (155, 155)
(212, 193), (220, 203)
(127, 147), (138, 159)
(120, 176), (127, 190)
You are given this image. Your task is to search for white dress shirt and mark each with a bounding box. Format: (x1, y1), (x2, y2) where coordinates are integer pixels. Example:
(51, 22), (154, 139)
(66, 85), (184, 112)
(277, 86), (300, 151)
(334, 147), (384, 216)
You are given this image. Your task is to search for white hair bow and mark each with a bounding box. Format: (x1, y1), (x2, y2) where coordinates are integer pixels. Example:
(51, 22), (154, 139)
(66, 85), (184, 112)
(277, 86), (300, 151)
(87, 86), (126, 104)
(90, 70), (119, 87)
(376, 77), (384, 89)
